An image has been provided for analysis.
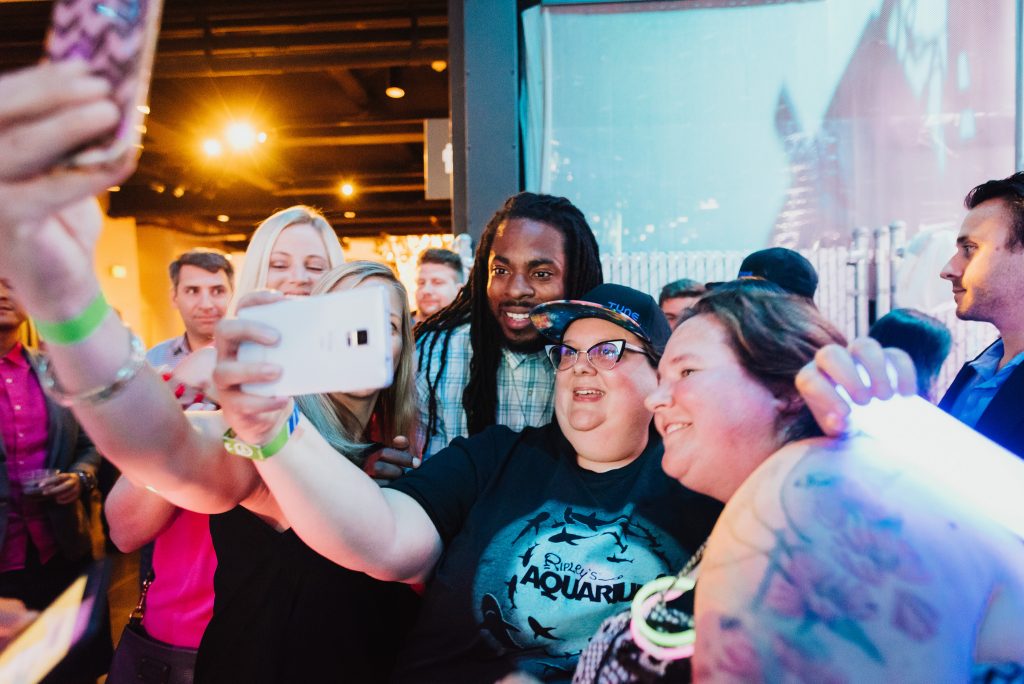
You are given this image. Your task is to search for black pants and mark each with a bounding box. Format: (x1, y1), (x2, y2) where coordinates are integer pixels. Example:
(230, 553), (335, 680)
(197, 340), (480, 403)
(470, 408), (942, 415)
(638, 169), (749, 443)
(0, 540), (113, 683)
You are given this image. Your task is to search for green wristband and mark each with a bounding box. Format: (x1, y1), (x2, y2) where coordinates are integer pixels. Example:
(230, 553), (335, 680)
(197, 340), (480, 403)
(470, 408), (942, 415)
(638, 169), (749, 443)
(33, 291), (111, 345)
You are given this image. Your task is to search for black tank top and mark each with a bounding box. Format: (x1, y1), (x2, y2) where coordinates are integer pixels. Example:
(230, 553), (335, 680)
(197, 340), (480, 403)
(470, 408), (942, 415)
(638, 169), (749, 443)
(196, 506), (420, 683)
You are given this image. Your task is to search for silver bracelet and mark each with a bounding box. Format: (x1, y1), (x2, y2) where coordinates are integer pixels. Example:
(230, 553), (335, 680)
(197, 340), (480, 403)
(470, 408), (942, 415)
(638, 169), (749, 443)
(38, 329), (147, 407)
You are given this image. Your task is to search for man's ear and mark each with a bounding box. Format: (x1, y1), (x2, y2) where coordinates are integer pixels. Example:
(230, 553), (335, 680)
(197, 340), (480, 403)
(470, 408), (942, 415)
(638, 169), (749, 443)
(169, 285), (179, 304)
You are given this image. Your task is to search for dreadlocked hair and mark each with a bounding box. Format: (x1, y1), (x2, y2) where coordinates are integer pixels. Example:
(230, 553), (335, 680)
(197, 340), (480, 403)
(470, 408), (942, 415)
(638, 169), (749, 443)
(415, 192), (603, 452)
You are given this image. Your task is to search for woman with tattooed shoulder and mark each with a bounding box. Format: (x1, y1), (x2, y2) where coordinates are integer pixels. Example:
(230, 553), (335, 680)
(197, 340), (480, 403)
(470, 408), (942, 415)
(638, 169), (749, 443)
(575, 282), (1024, 683)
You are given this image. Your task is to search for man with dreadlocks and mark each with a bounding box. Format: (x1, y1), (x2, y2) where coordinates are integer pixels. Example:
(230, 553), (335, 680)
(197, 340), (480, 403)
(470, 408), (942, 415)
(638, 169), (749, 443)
(415, 192), (604, 457)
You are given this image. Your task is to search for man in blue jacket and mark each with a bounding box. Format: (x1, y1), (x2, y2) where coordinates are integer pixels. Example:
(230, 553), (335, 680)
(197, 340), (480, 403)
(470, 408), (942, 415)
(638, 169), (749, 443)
(798, 171), (1024, 459)
(933, 172), (1024, 457)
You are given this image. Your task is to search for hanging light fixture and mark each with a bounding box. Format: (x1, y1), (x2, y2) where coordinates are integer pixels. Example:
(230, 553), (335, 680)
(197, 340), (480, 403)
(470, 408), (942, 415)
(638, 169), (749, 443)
(385, 67), (406, 99)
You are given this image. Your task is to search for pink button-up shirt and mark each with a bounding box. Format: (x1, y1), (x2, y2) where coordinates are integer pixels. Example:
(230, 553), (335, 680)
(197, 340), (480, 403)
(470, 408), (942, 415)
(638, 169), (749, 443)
(0, 343), (58, 571)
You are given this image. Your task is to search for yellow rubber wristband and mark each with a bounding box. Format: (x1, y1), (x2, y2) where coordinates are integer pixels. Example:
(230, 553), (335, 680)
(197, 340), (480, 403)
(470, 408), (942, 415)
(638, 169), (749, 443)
(222, 403), (301, 461)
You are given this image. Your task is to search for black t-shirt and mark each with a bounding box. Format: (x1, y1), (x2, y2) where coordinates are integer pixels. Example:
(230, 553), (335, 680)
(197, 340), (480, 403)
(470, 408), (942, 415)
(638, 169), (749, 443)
(195, 506), (420, 683)
(386, 423), (722, 683)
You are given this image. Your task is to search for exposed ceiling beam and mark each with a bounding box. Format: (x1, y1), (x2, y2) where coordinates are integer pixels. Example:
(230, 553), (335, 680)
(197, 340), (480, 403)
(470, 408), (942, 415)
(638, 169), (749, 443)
(163, 4), (446, 27)
(274, 183), (424, 196)
(109, 185), (446, 216)
(141, 128), (424, 154)
(0, 46), (452, 75)
(275, 132), (423, 148)
(326, 68), (371, 109)
(131, 211), (451, 239)
(153, 47), (447, 78)
(296, 170), (423, 182)
(152, 27), (446, 56)
(275, 114), (445, 130)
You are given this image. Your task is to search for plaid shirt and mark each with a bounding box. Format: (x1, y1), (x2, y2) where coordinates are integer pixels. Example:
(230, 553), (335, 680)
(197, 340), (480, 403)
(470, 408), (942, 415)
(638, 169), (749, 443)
(416, 323), (556, 457)
(146, 334), (192, 373)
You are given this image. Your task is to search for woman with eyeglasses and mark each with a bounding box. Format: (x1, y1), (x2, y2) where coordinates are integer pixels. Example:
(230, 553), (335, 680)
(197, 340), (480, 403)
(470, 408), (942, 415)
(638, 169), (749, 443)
(212, 283), (721, 682)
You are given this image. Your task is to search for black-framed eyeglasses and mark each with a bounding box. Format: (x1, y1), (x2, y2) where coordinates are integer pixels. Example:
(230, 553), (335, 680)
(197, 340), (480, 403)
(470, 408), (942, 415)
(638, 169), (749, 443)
(544, 339), (651, 372)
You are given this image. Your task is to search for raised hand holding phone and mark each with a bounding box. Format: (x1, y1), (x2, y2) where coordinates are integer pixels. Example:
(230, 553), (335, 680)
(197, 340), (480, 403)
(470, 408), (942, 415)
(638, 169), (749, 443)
(215, 287), (395, 452)
(213, 291), (290, 447)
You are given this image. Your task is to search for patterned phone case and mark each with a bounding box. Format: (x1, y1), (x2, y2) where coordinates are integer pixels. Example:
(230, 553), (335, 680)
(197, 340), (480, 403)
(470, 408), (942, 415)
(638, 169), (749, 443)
(45, 0), (164, 166)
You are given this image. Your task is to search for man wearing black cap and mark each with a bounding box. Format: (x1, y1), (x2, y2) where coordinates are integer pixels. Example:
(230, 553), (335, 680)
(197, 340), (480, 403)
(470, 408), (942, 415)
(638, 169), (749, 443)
(734, 247), (819, 300)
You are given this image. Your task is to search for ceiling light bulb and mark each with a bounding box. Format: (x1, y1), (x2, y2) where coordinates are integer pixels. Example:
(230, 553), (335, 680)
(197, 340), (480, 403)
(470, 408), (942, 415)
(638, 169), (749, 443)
(225, 122), (257, 151)
(202, 139), (223, 157)
(385, 67), (406, 99)
(343, 211), (356, 219)
(217, 214), (230, 223)
(340, 182), (355, 197)
(431, 60), (447, 73)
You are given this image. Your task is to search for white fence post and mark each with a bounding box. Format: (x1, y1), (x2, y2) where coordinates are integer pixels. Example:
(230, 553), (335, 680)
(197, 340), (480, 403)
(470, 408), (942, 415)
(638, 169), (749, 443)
(888, 220), (907, 309)
(874, 225), (892, 319)
(849, 227), (871, 337)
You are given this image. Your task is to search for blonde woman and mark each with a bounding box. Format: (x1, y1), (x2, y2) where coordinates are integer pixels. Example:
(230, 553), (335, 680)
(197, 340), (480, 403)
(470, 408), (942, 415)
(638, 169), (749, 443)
(234, 205), (345, 298)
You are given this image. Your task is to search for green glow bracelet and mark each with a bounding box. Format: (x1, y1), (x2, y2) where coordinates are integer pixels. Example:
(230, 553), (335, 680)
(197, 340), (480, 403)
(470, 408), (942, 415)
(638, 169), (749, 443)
(33, 291), (111, 345)
(630, 574), (698, 649)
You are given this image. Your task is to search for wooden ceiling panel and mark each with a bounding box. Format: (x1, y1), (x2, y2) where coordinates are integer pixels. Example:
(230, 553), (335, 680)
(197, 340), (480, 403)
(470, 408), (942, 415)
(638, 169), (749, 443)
(0, 0), (451, 239)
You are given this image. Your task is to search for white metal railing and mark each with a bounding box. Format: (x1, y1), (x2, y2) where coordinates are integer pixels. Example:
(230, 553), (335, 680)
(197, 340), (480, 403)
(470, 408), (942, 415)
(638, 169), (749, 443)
(600, 225), (995, 397)
(601, 245), (858, 340)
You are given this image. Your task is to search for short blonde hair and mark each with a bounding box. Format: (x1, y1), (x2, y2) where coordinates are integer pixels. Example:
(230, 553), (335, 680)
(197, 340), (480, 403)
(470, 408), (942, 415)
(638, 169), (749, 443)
(295, 261), (421, 462)
(236, 206), (345, 298)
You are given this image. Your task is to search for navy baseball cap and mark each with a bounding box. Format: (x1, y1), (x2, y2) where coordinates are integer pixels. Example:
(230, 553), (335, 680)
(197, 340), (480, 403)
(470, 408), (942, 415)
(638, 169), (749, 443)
(530, 283), (672, 353)
(733, 247), (818, 298)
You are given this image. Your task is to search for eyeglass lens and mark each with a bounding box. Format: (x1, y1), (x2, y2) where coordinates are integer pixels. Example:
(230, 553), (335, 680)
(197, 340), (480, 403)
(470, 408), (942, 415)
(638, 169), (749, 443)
(549, 341), (625, 370)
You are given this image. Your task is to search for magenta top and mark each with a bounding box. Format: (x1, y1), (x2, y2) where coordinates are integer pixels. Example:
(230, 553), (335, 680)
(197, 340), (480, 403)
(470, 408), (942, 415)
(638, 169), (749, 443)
(143, 508), (217, 648)
(0, 343), (57, 571)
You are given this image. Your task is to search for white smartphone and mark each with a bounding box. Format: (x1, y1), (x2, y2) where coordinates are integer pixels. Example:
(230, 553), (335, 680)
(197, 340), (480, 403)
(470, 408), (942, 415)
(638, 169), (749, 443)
(237, 286), (394, 397)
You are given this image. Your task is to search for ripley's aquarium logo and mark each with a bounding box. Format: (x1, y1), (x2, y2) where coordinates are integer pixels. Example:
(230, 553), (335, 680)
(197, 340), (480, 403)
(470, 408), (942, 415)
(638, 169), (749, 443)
(472, 504), (683, 679)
